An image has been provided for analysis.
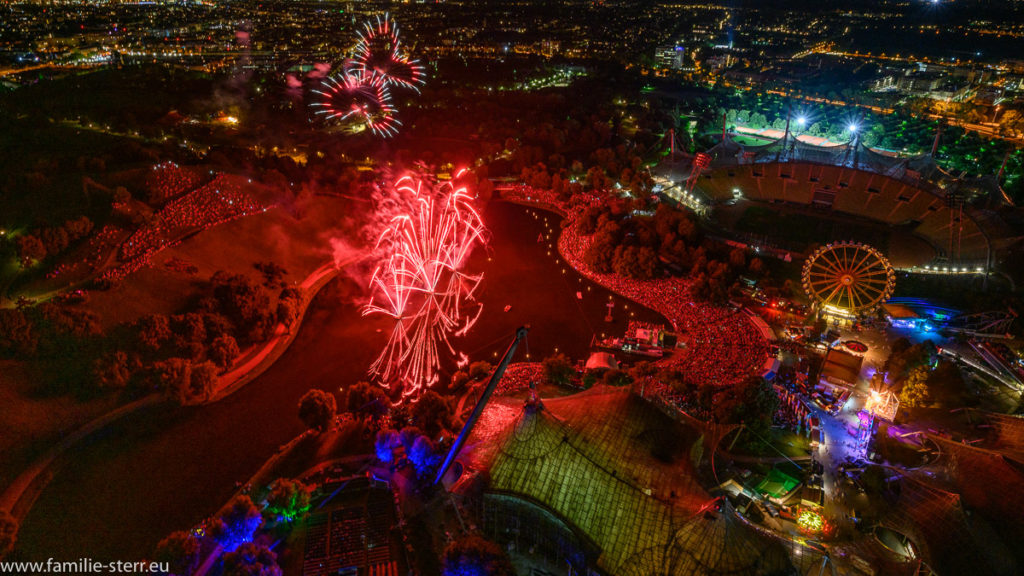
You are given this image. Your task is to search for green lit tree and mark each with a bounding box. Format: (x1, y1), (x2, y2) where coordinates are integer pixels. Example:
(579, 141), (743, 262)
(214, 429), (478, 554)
(265, 478), (312, 523)
(899, 366), (930, 409)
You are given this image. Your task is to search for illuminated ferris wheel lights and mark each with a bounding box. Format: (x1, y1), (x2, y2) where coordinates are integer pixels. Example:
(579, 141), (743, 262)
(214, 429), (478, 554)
(802, 242), (895, 314)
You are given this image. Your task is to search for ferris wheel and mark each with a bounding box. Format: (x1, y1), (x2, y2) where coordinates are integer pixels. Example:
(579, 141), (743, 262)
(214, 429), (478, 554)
(802, 242), (895, 314)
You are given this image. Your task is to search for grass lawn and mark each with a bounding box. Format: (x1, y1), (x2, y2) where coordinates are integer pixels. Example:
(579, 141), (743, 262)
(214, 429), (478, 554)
(83, 184), (360, 329)
(0, 360), (120, 490)
(731, 134), (776, 146)
(731, 427), (811, 459)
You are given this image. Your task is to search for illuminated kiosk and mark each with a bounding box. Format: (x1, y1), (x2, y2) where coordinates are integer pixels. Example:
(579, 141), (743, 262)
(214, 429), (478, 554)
(802, 241), (896, 318)
(817, 348), (864, 408)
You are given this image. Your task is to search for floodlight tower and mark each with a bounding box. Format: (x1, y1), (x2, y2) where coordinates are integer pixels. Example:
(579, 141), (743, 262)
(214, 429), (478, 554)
(847, 122), (861, 168)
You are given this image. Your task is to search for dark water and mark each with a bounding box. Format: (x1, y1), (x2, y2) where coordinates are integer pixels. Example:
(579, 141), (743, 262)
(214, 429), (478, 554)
(14, 202), (665, 561)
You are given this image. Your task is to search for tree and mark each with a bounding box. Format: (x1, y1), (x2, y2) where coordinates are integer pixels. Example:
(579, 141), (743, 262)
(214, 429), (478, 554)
(468, 361), (492, 381)
(276, 299), (298, 330)
(585, 165), (607, 190)
(136, 314), (172, 353)
(442, 535), (515, 576)
(543, 353), (574, 386)
(346, 381), (389, 419)
(887, 341), (935, 382)
(221, 542), (282, 576)
(298, 389), (337, 433)
(899, 366), (930, 408)
(92, 350), (137, 390)
(209, 334), (240, 371)
(0, 510), (16, 560)
(450, 370), (471, 390)
(265, 478), (312, 522)
(612, 245), (658, 279)
(208, 272), (273, 344)
(576, 205), (608, 236)
(601, 369), (632, 387)
(375, 429), (401, 463)
(735, 377), (779, 437)
(926, 359), (966, 406)
(154, 531), (200, 576)
(154, 358), (193, 400)
(0, 308), (38, 357)
(747, 257), (765, 276)
(188, 361), (218, 402)
(16, 234), (46, 267)
(112, 186), (131, 204)
(728, 247), (746, 270)
(208, 495), (262, 552)
(408, 436), (443, 478)
(171, 313), (207, 359)
(254, 262), (288, 289)
(583, 222), (620, 273)
(411, 390), (453, 437)
(714, 376), (779, 437)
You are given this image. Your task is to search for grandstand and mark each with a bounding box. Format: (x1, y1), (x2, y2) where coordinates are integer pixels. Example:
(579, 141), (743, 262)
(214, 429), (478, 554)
(697, 160), (991, 265)
(688, 132), (1023, 268)
(303, 477), (400, 576)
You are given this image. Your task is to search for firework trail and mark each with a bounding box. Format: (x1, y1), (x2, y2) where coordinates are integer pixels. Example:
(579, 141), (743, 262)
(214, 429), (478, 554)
(353, 12), (426, 92)
(362, 170), (486, 399)
(310, 68), (401, 137)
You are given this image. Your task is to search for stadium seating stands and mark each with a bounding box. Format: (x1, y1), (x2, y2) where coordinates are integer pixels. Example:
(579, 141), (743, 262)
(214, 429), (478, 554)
(696, 162), (991, 261)
(303, 481), (398, 576)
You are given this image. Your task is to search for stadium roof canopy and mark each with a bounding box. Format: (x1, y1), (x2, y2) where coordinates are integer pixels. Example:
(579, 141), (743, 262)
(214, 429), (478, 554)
(455, 386), (801, 575)
(697, 132), (1019, 215)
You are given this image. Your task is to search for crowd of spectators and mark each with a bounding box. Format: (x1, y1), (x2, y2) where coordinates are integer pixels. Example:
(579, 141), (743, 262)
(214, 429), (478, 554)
(558, 220), (768, 387)
(45, 225), (124, 281)
(494, 362), (546, 395)
(143, 161), (207, 205)
(103, 175), (263, 283)
(500, 185), (770, 421)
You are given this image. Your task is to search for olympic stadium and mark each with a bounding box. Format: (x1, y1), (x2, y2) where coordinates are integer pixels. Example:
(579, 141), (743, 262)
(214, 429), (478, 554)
(658, 129), (1023, 278)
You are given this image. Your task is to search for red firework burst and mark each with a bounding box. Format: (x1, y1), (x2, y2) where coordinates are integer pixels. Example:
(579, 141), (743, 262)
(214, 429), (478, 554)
(353, 12), (426, 92)
(310, 68), (401, 138)
(362, 171), (486, 399)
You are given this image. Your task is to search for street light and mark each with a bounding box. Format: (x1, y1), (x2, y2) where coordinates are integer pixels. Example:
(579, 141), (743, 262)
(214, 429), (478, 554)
(796, 116), (807, 127)
(847, 123), (859, 134)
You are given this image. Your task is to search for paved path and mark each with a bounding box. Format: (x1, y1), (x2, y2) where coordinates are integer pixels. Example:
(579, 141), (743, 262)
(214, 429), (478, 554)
(210, 261), (348, 402)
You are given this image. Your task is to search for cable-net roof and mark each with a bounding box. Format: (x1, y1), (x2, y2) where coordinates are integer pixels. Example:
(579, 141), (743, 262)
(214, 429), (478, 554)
(913, 436), (1024, 573)
(457, 387), (799, 575)
(967, 409), (1024, 463)
(696, 134), (1015, 211)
